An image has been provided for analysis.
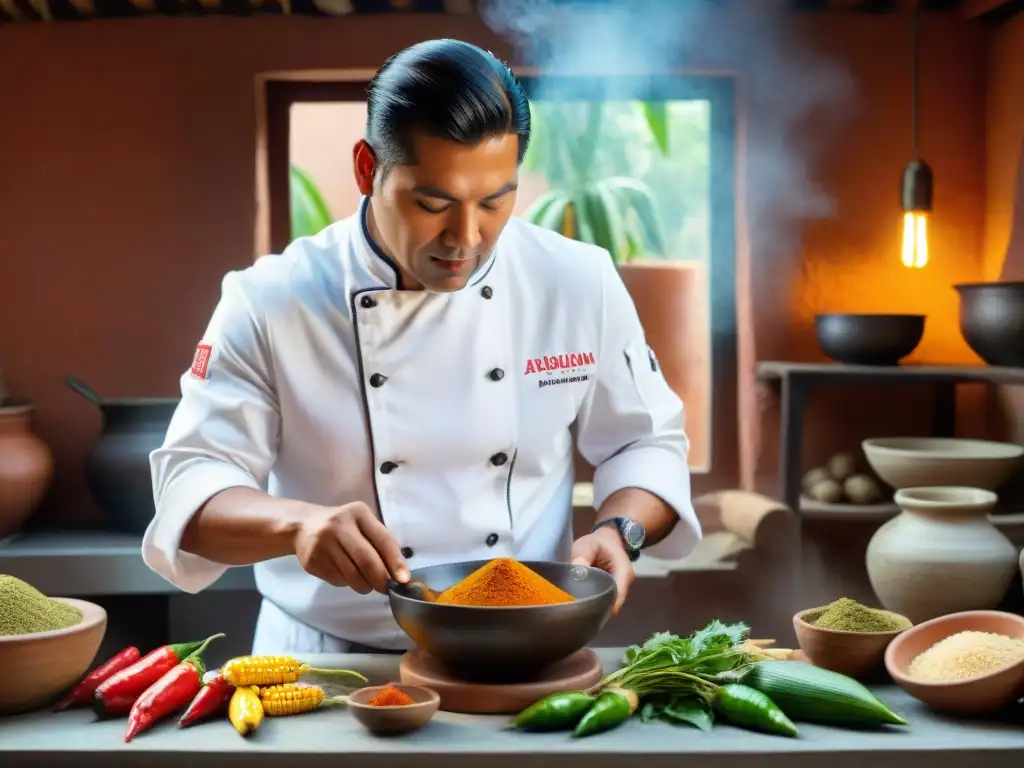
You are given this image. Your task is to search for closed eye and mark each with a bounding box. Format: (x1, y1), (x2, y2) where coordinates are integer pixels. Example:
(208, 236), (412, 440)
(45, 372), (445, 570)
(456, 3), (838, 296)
(416, 200), (449, 214)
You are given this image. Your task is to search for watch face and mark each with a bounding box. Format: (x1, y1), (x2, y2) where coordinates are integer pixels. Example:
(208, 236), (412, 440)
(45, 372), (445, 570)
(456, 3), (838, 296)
(623, 519), (646, 549)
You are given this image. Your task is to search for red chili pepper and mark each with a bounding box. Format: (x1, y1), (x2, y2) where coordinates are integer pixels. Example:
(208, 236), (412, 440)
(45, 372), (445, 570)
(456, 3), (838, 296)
(94, 694), (138, 719)
(177, 672), (234, 729)
(53, 647), (141, 711)
(124, 634), (224, 742)
(93, 634), (222, 718)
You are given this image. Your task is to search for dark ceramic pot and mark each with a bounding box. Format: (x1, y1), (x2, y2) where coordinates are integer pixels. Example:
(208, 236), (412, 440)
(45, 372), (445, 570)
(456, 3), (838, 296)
(955, 282), (1024, 367)
(67, 376), (179, 535)
(814, 314), (926, 366)
(388, 560), (615, 681)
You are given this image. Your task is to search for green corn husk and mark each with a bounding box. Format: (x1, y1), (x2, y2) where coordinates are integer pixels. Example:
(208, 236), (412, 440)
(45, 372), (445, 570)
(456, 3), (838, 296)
(740, 661), (907, 727)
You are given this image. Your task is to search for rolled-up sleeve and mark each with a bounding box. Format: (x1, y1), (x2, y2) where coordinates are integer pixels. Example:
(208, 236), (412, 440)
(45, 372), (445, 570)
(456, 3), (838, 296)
(143, 270), (281, 593)
(575, 256), (702, 560)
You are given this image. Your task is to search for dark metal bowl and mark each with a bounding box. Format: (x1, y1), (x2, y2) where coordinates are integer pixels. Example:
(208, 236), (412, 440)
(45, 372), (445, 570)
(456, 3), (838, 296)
(387, 560), (616, 680)
(955, 282), (1024, 367)
(814, 313), (926, 366)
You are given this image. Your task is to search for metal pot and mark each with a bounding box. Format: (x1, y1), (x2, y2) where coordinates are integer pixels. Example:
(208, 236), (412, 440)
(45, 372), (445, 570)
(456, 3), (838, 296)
(67, 376), (179, 535)
(954, 282), (1024, 367)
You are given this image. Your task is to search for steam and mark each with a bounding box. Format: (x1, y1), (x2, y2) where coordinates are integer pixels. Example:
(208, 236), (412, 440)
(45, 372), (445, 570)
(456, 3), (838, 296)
(480, 0), (856, 261)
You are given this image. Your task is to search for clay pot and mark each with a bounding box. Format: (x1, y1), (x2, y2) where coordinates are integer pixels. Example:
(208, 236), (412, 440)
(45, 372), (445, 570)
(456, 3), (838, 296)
(66, 376), (178, 535)
(617, 261), (710, 469)
(0, 403), (54, 537)
(866, 487), (1018, 624)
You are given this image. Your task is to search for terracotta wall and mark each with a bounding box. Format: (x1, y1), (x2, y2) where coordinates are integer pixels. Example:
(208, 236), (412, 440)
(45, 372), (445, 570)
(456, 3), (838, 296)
(984, 12), (1024, 445)
(0, 9), (992, 526)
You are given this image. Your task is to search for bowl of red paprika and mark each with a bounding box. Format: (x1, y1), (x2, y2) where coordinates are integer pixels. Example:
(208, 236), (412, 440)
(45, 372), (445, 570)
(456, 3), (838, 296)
(0, 597), (107, 714)
(346, 684), (440, 735)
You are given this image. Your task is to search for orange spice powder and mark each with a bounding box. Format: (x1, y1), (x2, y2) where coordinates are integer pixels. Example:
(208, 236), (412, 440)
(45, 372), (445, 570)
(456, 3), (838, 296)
(367, 685), (415, 707)
(434, 558), (575, 607)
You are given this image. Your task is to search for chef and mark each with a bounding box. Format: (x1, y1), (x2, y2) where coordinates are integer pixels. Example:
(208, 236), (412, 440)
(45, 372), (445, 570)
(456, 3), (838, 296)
(143, 38), (701, 655)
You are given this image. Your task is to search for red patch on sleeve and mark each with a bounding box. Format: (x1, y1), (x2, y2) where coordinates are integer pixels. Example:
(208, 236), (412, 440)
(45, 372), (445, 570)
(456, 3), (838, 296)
(191, 343), (212, 380)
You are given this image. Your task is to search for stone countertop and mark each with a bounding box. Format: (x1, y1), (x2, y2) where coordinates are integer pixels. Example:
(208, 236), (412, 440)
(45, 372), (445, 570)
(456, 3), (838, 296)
(2, 649), (1023, 768)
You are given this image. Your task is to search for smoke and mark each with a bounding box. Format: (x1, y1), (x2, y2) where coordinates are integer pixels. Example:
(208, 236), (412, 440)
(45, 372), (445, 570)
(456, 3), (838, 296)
(479, 0), (857, 260)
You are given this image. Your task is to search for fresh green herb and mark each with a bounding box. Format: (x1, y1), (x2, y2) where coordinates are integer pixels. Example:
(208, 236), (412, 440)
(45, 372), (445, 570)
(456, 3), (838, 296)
(603, 619), (752, 693)
(571, 620), (755, 737)
(641, 694), (714, 732)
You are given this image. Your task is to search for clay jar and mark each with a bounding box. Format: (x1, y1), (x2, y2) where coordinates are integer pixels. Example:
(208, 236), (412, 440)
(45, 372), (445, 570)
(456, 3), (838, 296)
(0, 403), (54, 537)
(866, 487), (1017, 624)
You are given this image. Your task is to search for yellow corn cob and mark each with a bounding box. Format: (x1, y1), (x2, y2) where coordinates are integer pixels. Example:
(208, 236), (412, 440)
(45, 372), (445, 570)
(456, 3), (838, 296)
(222, 655), (305, 686)
(221, 655), (370, 688)
(260, 684), (327, 717)
(229, 685), (263, 736)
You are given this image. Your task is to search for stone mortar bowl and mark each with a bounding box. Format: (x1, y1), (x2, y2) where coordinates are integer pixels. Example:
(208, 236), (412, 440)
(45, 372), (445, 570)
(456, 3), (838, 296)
(388, 560), (615, 681)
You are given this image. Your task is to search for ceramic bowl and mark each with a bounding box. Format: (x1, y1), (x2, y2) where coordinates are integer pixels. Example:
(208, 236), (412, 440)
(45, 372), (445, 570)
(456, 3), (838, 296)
(793, 605), (912, 679)
(862, 437), (1024, 491)
(388, 560), (615, 680)
(347, 684), (440, 735)
(814, 313), (925, 366)
(884, 610), (1024, 714)
(0, 598), (107, 714)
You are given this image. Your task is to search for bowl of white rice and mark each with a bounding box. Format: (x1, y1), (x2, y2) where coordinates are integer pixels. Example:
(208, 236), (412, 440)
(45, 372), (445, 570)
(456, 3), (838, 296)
(885, 609), (1024, 714)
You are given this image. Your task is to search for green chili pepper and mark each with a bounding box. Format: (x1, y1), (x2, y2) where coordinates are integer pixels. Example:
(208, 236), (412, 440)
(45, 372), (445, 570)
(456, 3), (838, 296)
(511, 691), (597, 732)
(713, 684), (799, 737)
(573, 687), (638, 738)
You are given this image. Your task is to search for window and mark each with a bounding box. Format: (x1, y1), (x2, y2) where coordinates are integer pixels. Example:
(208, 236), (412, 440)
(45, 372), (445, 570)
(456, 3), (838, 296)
(260, 74), (737, 485)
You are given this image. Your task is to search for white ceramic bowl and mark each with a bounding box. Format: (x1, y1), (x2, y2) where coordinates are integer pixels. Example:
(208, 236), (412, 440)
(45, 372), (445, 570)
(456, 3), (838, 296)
(862, 437), (1023, 491)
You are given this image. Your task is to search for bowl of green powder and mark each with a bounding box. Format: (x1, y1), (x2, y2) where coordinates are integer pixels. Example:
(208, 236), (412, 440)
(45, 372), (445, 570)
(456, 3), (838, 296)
(794, 597), (912, 679)
(0, 574), (107, 714)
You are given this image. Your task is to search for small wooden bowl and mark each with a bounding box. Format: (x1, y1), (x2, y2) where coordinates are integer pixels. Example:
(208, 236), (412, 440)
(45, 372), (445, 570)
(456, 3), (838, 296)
(0, 598), (107, 714)
(884, 610), (1024, 714)
(794, 606), (911, 679)
(346, 684), (440, 735)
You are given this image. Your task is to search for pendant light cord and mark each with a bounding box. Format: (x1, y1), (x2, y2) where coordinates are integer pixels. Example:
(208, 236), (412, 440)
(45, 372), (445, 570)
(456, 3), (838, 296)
(911, 1), (920, 160)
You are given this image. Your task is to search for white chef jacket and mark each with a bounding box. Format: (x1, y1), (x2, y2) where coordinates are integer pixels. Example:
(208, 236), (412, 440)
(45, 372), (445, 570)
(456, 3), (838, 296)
(144, 196), (701, 651)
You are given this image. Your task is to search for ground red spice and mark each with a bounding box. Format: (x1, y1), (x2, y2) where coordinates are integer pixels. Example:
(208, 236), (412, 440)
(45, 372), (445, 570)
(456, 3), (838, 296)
(367, 685), (415, 707)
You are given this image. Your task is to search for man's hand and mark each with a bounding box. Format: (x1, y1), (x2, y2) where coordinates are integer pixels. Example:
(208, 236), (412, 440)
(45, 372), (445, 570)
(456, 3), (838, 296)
(293, 502), (410, 594)
(571, 525), (635, 618)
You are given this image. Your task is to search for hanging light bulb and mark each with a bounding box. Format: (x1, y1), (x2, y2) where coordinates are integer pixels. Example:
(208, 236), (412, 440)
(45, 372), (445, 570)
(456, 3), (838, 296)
(901, 159), (932, 269)
(900, 1), (931, 270)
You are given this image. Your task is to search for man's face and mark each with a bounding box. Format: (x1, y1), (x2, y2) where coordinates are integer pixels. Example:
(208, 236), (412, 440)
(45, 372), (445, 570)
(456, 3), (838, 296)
(357, 132), (520, 292)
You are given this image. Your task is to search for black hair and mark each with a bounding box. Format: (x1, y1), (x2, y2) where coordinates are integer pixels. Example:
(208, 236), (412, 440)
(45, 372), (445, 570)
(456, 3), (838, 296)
(365, 39), (531, 176)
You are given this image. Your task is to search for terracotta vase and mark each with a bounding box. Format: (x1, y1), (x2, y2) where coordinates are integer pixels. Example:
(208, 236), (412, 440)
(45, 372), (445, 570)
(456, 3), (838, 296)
(0, 403), (54, 537)
(866, 487), (1018, 624)
(617, 260), (710, 470)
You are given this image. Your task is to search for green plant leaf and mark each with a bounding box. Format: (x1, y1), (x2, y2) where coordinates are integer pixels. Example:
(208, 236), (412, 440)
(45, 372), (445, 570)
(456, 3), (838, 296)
(661, 696), (714, 732)
(582, 182), (629, 263)
(528, 189), (574, 237)
(289, 165), (334, 240)
(641, 102), (670, 156)
(606, 177), (668, 256)
(572, 192), (597, 245)
(521, 189), (563, 224)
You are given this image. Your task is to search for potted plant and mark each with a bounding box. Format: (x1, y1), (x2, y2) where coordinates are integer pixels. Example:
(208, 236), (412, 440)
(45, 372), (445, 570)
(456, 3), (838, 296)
(0, 367), (54, 536)
(520, 102), (710, 469)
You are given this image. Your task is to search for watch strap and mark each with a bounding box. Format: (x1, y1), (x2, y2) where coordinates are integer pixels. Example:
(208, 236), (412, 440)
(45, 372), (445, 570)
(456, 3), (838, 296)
(592, 517), (641, 562)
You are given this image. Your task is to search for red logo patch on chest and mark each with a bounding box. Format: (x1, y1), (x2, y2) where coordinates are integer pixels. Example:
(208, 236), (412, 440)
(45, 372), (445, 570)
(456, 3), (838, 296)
(190, 343), (213, 380)
(523, 352), (596, 376)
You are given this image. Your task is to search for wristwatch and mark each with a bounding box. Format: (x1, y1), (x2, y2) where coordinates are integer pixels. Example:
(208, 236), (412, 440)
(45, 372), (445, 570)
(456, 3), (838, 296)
(592, 517), (646, 562)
